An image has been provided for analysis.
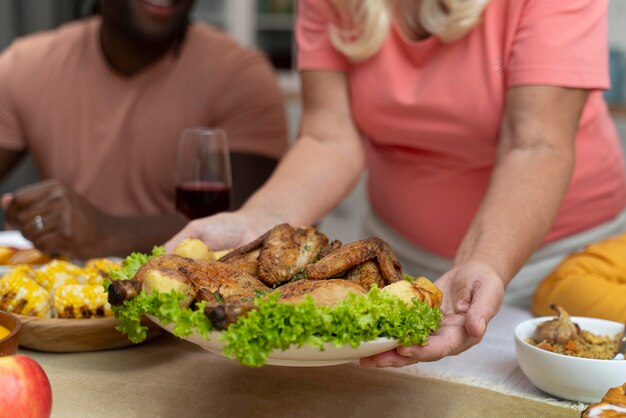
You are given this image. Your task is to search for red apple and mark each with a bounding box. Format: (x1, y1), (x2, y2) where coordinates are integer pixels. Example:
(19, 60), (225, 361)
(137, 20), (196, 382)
(0, 355), (52, 418)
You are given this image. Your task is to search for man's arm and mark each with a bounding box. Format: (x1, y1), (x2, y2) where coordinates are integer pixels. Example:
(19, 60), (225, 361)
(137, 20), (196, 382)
(0, 148), (26, 182)
(4, 179), (186, 258)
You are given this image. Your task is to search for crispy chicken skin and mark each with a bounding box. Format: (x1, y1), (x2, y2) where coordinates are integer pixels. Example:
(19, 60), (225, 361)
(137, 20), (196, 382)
(190, 260), (269, 304)
(317, 239), (342, 260)
(257, 224), (329, 287)
(219, 230), (270, 262)
(134, 254), (196, 282)
(219, 248), (261, 277)
(276, 279), (366, 306)
(219, 224), (332, 285)
(346, 260), (385, 290)
(306, 238), (403, 284)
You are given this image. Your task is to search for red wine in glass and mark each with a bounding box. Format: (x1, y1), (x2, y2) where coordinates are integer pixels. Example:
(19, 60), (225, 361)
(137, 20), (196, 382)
(176, 181), (231, 220)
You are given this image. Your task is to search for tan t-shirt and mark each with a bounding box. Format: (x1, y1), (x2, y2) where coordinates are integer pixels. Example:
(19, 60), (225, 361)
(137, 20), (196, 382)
(0, 17), (288, 216)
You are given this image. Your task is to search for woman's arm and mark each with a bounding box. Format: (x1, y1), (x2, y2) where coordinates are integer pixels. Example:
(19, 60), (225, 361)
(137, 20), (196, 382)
(166, 70), (365, 250)
(362, 84), (590, 367)
(455, 85), (588, 283)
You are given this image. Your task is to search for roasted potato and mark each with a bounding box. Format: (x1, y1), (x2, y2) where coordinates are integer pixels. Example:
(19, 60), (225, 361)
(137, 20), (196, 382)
(173, 238), (214, 261)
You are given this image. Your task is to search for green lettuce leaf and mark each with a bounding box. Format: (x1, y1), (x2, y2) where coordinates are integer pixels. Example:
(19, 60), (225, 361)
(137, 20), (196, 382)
(220, 287), (442, 367)
(112, 291), (212, 343)
(104, 246), (166, 290)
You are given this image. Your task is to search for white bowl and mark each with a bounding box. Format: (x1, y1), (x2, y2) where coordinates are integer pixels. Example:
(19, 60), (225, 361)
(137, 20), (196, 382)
(514, 316), (626, 403)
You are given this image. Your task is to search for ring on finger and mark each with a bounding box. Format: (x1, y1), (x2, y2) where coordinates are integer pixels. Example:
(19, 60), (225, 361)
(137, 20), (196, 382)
(34, 215), (44, 232)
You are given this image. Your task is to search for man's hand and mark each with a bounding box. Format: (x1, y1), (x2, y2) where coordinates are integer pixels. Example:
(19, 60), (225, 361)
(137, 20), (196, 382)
(3, 179), (112, 258)
(360, 261), (504, 367)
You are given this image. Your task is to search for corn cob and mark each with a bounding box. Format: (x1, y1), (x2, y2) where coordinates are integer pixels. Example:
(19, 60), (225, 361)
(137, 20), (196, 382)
(1, 264), (36, 281)
(83, 258), (121, 285)
(34, 260), (81, 291)
(0, 273), (53, 317)
(54, 284), (112, 318)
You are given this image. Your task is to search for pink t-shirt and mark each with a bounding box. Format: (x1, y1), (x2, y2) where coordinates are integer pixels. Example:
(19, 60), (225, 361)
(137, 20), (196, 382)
(0, 18), (288, 216)
(296, 0), (626, 258)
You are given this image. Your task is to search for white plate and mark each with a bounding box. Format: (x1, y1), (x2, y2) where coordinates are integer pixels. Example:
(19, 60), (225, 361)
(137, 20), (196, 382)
(0, 230), (32, 249)
(146, 314), (399, 367)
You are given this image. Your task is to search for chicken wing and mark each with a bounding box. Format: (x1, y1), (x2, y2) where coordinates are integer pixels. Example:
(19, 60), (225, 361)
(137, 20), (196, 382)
(190, 260), (269, 304)
(305, 238), (403, 284)
(219, 248), (261, 278)
(345, 260), (385, 290)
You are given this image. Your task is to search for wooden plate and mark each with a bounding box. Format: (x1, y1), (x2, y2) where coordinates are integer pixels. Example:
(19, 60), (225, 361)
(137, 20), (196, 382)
(15, 314), (162, 353)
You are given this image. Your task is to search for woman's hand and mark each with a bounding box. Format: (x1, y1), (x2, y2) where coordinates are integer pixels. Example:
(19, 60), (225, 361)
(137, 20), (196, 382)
(360, 261), (504, 367)
(165, 209), (283, 253)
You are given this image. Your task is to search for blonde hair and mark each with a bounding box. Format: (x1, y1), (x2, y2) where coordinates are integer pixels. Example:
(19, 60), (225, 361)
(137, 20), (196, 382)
(328, 0), (491, 62)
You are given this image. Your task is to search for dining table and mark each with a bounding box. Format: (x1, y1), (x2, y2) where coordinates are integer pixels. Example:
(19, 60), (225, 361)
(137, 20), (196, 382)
(18, 305), (586, 418)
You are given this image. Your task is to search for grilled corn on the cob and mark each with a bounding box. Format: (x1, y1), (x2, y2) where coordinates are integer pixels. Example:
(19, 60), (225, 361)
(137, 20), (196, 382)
(54, 284), (112, 318)
(35, 260), (81, 291)
(83, 258), (120, 285)
(0, 258), (119, 319)
(0, 273), (53, 317)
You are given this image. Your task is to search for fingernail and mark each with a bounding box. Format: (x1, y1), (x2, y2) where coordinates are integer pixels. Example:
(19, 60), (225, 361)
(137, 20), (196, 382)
(376, 362), (393, 368)
(479, 318), (486, 335)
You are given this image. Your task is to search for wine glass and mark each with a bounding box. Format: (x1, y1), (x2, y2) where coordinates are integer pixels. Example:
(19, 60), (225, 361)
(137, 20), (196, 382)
(175, 128), (232, 220)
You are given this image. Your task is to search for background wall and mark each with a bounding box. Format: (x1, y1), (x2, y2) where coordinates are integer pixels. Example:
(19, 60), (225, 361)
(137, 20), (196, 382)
(609, 1), (626, 52)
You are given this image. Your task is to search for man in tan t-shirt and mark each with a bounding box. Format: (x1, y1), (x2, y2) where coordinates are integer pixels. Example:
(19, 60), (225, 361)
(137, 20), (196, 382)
(0, 0), (288, 258)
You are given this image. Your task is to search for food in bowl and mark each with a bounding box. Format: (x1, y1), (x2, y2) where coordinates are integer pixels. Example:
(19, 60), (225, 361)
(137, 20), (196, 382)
(0, 258), (121, 319)
(528, 305), (622, 360)
(106, 225), (443, 367)
(0, 325), (9, 339)
(515, 316), (626, 403)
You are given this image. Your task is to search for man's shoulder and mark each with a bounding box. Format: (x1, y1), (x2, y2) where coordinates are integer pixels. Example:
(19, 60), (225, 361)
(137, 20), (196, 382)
(184, 23), (270, 68)
(4, 18), (95, 63)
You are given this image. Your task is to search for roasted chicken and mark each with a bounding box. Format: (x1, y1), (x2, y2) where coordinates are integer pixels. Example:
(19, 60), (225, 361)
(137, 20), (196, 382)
(108, 253), (269, 308)
(108, 226), (443, 333)
(220, 223), (331, 286)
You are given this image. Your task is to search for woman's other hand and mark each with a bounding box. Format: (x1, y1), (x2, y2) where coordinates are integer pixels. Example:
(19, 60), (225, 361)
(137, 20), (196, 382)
(360, 261), (504, 367)
(165, 209), (282, 254)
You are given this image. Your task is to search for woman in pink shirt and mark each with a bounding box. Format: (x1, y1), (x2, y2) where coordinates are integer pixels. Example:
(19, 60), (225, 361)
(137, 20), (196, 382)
(169, 0), (626, 366)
